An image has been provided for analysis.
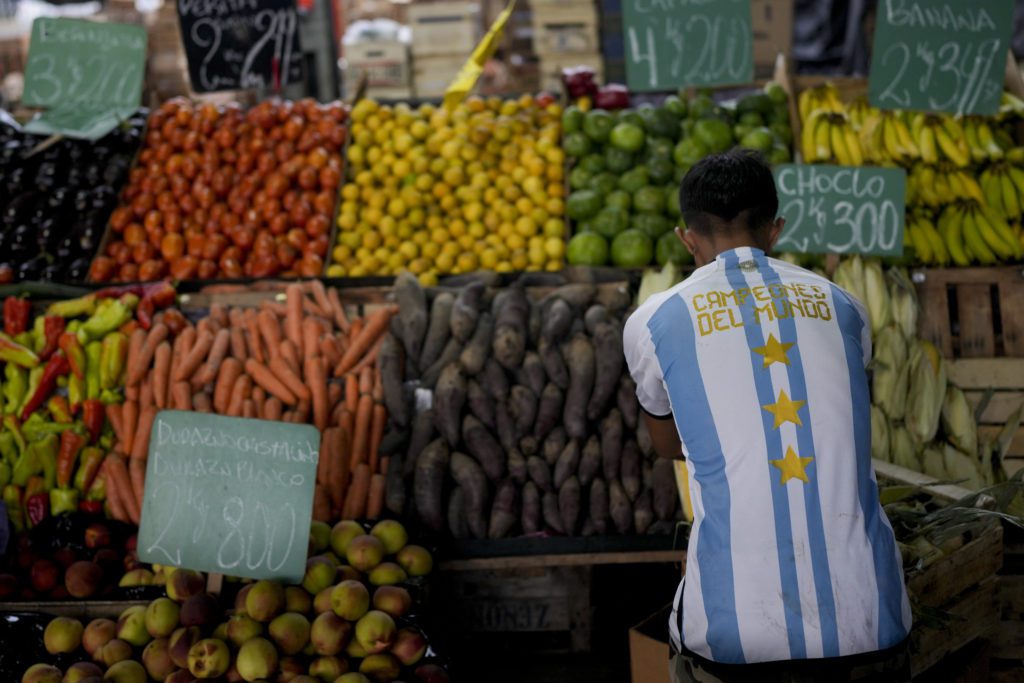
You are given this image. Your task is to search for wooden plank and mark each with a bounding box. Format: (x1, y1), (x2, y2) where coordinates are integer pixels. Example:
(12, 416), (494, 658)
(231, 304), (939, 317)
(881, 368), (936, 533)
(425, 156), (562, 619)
(991, 621), (1024, 660)
(998, 278), (1024, 357)
(440, 549), (686, 571)
(948, 359), (1024, 391)
(872, 460), (988, 505)
(1000, 576), (1024, 618)
(907, 522), (1003, 609)
(956, 284), (996, 358)
(912, 578), (999, 675)
(917, 280), (954, 358)
(0, 600), (147, 619)
(1005, 458), (1024, 477)
(979, 426), (1024, 458)
(914, 266), (1022, 287)
(965, 391), (1024, 424)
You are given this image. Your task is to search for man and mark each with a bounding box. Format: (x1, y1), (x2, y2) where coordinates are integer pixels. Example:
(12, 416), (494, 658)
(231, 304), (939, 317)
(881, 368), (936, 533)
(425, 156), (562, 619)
(623, 150), (911, 682)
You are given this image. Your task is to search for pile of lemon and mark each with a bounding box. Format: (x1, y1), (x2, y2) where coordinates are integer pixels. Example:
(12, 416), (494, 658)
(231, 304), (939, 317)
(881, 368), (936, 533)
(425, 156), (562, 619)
(328, 95), (566, 284)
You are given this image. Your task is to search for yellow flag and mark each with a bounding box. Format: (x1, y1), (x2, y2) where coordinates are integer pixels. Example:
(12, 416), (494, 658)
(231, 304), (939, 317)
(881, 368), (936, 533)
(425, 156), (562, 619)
(442, 0), (517, 110)
(673, 460), (694, 522)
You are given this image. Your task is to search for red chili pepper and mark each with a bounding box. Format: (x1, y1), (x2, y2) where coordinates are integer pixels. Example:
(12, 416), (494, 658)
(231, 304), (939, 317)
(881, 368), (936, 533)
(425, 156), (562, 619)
(47, 395), (72, 423)
(24, 476), (48, 528)
(56, 429), (87, 489)
(160, 308), (189, 336)
(136, 295), (155, 330)
(58, 333), (86, 380)
(78, 499), (103, 515)
(37, 316), (65, 362)
(81, 399), (104, 445)
(3, 297), (31, 336)
(134, 281), (177, 330)
(21, 354), (70, 422)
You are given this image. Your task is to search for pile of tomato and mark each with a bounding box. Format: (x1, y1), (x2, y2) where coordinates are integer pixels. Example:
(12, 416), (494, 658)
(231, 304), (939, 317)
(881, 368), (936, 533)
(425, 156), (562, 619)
(89, 97), (347, 282)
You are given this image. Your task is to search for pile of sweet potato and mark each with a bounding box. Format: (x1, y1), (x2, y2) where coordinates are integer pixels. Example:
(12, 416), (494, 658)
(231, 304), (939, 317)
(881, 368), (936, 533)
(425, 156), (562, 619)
(379, 273), (681, 540)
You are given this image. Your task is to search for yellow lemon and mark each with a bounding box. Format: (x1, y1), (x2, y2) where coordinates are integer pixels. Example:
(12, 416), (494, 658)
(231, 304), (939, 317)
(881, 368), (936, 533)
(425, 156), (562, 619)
(510, 250), (529, 270)
(362, 232), (382, 250)
(419, 271), (439, 287)
(480, 249), (499, 270)
(326, 264), (344, 277)
(515, 216), (537, 237)
(422, 242), (441, 259)
(507, 233), (526, 250)
(387, 198), (407, 219)
(436, 252), (455, 272)
(544, 237), (566, 259)
(331, 244), (350, 263)
(496, 260), (514, 273)
(449, 219), (467, 238)
(458, 234), (476, 251)
(456, 252), (479, 272)
(543, 218), (565, 238)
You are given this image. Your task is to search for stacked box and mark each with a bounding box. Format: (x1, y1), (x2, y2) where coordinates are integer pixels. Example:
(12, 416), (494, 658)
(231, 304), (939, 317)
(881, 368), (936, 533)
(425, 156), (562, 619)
(532, 0), (602, 94)
(407, 1), (480, 98)
(346, 41), (412, 100)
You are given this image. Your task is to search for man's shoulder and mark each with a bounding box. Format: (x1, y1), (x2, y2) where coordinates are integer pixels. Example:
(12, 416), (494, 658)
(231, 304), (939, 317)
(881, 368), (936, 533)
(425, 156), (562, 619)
(626, 266), (720, 331)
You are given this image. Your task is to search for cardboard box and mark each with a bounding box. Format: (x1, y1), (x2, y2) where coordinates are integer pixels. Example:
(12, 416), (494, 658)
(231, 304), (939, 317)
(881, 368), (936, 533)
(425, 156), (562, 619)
(752, 0), (793, 76)
(532, 4), (599, 55)
(412, 53), (466, 99)
(538, 52), (603, 93)
(629, 604), (673, 683)
(407, 2), (479, 58)
(346, 41), (410, 90)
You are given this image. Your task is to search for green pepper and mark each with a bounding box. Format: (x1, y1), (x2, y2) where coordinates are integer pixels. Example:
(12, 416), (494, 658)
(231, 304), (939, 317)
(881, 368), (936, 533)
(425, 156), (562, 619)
(35, 433), (57, 490)
(0, 331), (39, 368)
(73, 447), (104, 492)
(59, 333), (86, 380)
(68, 373), (85, 413)
(85, 470), (105, 502)
(46, 295), (97, 319)
(99, 389), (122, 405)
(78, 299), (132, 343)
(2, 364), (24, 415)
(4, 416), (25, 457)
(21, 364), (43, 414)
(21, 414), (83, 442)
(0, 432), (18, 465)
(100, 332), (128, 391)
(47, 395), (72, 424)
(31, 316), (46, 353)
(3, 485), (23, 532)
(85, 341), (102, 400)
(50, 488), (78, 516)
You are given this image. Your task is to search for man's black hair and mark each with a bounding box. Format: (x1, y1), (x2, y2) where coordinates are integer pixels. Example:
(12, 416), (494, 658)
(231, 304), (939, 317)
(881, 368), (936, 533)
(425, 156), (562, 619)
(679, 148), (778, 235)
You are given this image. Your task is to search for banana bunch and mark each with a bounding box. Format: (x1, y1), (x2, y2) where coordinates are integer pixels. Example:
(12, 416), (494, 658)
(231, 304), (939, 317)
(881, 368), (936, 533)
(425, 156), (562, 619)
(911, 113), (971, 167)
(798, 83), (845, 124)
(907, 163), (986, 208)
(905, 213), (950, 266)
(979, 163), (1024, 219)
(801, 111), (864, 165)
(938, 201), (1023, 265)
(861, 111), (920, 166)
(846, 96), (878, 132)
(963, 116), (1006, 163)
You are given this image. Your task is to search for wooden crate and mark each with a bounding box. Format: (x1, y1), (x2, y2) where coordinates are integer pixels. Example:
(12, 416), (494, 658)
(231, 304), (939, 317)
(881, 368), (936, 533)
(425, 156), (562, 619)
(532, 2), (599, 55)
(992, 529), (1024, 676)
(406, 2), (479, 58)
(907, 520), (1003, 610)
(946, 359), (1024, 477)
(915, 267), (1024, 359)
(0, 600), (147, 619)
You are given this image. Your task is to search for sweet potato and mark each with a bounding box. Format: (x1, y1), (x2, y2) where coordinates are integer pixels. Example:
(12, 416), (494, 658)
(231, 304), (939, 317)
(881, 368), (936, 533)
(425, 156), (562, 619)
(514, 352), (545, 397)
(385, 452), (406, 516)
(544, 283), (595, 309)
(527, 455), (553, 492)
(533, 383), (563, 441)
(379, 334), (408, 428)
(542, 426), (567, 466)
(462, 415), (505, 481)
(600, 409), (623, 482)
(528, 299), (542, 348)
(587, 321), (624, 420)
(609, 481), (632, 534)
(404, 409), (436, 478)
(653, 458), (678, 522)
(494, 403), (517, 453)
(578, 435), (601, 487)
(492, 287), (529, 370)
(420, 292), (454, 370)
(542, 491), (564, 533)
(458, 311), (493, 376)
(583, 304), (611, 336)
(518, 435), (538, 457)
(394, 272), (428, 369)
(450, 452), (489, 539)
(553, 440), (580, 490)
(420, 338), (462, 389)
(621, 439), (642, 501)
(558, 476), (581, 536)
(508, 449), (527, 484)
(482, 358), (509, 401)
(509, 385), (537, 439)
(636, 418), (654, 457)
(538, 340), (569, 390)
(633, 490), (654, 534)
(447, 487), (470, 539)
(618, 375), (640, 430)
(521, 482), (541, 534)
(488, 480), (518, 539)
(589, 478), (609, 535)
(562, 335), (594, 439)
(413, 439), (449, 532)
(450, 281), (484, 342)
(434, 363), (467, 446)
(540, 298), (574, 342)
(466, 380), (495, 430)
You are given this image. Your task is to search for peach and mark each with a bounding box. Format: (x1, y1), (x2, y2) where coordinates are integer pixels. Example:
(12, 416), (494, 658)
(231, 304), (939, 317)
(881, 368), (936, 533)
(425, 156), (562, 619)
(367, 562), (406, 587)
(310, 612), (351, 656)
(117, 605), (151, 647)
(20, 663), (62, 683)
(118, 569), (154, 588)
(328, 521), (363, 557)
(395, 545), (433, 577)
(268, 612), (310, 656)
(94, 638), (132, 666)
(308, 655), (346, 681)
(244, 580), (285, 622)
(369, 520), (408, 555)
(43, 616), (83, 654)
(345, 536), (385, 573)
(371, 585), (411, 618)
(226, 614), (262, 647)
(180, 593), (220, 628)
(83, 618), (117, 656)
(309, 521), (331, 554)
(358, 653), (400, 682)
(301, 556), (336, 596)
(103, 659), (147, 683)
(186, 639), (230, 679)
(391, 627), (427, 666)
(65, 561), (103, 599)
(168, 626), (201, 669)
(142, 637), (176, 681)
(330, 580), (369, 621)
(285, 586), (312, 613)
(62, 661), (103, 683)
(167, 568), (205, 602)
(235, 637), (278, 681)
(145, 597), (181, 638)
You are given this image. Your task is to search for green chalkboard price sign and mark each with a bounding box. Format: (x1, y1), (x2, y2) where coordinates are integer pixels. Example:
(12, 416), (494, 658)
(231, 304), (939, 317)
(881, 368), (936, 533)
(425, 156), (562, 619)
(137, 411), (319, 583)
(622, 0), (753, 92)
(868, 0), (1014, 116)
(773, 164), (906, 256)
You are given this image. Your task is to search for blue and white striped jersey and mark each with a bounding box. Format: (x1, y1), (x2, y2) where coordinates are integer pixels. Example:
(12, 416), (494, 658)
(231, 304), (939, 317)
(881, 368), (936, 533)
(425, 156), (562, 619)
(623, 246), (911, 664)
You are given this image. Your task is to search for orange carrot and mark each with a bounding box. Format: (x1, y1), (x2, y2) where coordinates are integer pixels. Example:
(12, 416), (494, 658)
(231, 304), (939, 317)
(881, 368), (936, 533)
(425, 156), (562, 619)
(121, 400), (138, 456)
(209, 303), (228, 328)
(139, 375), (154, 410)
(242, 399), (256, 419)
(246, 358), (297, 406)
(172, 382), (192, 410)
(174, 329), (214, 382)
(335, 306), (396, 376)
(366, 473), (386, 519)
(193, 392), (212, 413)
(359, 366), (373, 395)
(279, 340), (301, 377)
(244, 311), (265, 363)
(129, 457), (146, 519)
(194, 328), (230, 385)
(372, 365), (384, 403)
(320, 337), (342, 368)
(106, 403), (125, 449)
(306, 357), (329, 432)
(269, 355), (311, 402)
(228, 306), (244, 328)
(302, 318), (320, 363)
(103, 467), (128, 522)
(326, 287), (350, 333)
(307, 280), (334, 320)
(131, 407), (157, 462)
(125, 328), (146, 388)
(168, 326), (195, 391)
(295, 399), (311, 424)
(379, 456), (390, 479)
(227, 375), (252, 417)
(312, 484), (331, 522)
(344, 463), (371, 519)
(351, 394), (373, 471)
(105, 455), (139, 524)
(261, 299), (287, 317)
(257, 309), (283, 355)
(328, 382), (342, 408)
(128, 323), (168, 385)
(349, 318), (365, 344)
(369, 403), (386, 473)
(350, 337), (383, 374)
(252, 386), (266, 410)
(340, 409), (354, 448)
(317, 428), (333, 485)
(345, 373), (359, 414)
(265, 397), (283, 421)
(285, 284), (304, 348)
(125, 385), (139, 401)
(153, 341), (172, 409)
(214, 357), (243, 413)
(229, 327), (248, 363)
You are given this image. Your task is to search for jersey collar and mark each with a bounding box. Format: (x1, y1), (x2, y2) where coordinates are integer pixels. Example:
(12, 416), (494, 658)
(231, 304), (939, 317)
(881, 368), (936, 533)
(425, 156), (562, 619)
(715, 246), (765, 268)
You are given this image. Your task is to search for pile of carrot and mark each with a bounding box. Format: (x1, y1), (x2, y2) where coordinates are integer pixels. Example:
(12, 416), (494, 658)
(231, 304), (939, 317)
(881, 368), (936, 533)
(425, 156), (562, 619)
(101, 281), (396, 525)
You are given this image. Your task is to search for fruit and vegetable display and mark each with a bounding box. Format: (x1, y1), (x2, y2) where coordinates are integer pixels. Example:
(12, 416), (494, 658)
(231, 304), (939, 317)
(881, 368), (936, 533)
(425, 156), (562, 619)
(105, 281), (396, 525)
(90, 98), (348, 283)
(0, 112), (146, 283)
(12, 518), (449, 683)
(798, 84), (1024, 265)
(563, 83), (794, 269)
(0, 285), (177, 535)
(330, 95), (566, 281)
(377, 272), (682, 540)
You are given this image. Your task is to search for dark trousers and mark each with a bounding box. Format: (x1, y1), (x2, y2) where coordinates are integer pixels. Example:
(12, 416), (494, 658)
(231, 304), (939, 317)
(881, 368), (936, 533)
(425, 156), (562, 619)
(670, 638), (912, 683)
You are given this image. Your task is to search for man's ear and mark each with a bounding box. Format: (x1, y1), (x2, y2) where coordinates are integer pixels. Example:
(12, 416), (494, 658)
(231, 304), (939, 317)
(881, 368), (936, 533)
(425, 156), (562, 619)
(677, 226), (698, 256)
(766, 217), (785, 252)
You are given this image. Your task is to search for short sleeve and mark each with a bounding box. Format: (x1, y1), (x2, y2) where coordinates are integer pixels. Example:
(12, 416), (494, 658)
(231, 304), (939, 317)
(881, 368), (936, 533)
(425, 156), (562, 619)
(623, 303), (672, 418)
(847, 293), (872, 367)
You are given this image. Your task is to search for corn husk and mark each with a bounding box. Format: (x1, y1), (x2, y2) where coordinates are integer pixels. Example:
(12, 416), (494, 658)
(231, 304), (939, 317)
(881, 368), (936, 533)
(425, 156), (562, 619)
(871, 405), (890, 461)
(834, 256), (868, 309)
(637, 263), (682, 306)
(890, 424), (920, 471)
(920, 447), (947, 480)
(941, 385), (977, 458)
(888, 268), (918, 341)
(905, 340), (947, 445)
(864, 259), (892, 336)
(942, 443), (985, 490)
(873, 325), (909, 420)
